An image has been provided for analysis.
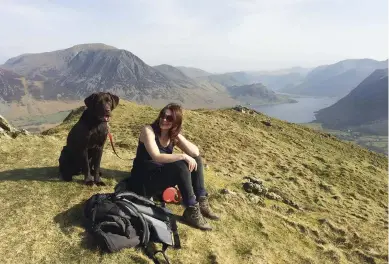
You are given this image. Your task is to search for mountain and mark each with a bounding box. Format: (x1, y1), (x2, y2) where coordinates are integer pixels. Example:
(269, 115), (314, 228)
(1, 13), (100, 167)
(244, 67), (310, 91)
(281, 59), (388, 97)
(0, 68), (25, 101)
(204, 71), (254, 87)
(1, 101), (387, 264)
(153, 64), (197, 88)
(247, 72), (305, 92)
(315, 68), (388, 135)
(2, 43), (117, 80)
(201, 67), (310, 92)
(176, 66), (212, 78)
(52, 49), (177, 101)
(0, 44), (236, 108)
(227, 83), (297, 104)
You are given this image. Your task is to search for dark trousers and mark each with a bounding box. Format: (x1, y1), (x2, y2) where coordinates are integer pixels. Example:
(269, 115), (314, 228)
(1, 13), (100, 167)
(142, 156), (207, 207)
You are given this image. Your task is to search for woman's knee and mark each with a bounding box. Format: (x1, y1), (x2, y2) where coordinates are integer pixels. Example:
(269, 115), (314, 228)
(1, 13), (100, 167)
(166, 160), (191, 174)
(193, 155), (203, 164)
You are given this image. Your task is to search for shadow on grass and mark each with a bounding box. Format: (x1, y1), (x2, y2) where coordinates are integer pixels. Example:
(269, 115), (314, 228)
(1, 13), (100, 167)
(53, 201), (99, 251)
(53, 197), (182, 263)
(0, 166), (130, 182)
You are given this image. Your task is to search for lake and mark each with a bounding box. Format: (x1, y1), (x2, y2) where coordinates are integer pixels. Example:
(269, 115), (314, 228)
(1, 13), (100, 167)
(253, 96), (341, 123)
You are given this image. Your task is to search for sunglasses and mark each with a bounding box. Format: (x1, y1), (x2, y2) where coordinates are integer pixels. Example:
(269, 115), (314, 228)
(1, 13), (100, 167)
(160, 114), (174, 122)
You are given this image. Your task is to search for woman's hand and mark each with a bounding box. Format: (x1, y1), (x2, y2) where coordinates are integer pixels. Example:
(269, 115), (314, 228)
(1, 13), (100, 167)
(182, 154), (197, 172)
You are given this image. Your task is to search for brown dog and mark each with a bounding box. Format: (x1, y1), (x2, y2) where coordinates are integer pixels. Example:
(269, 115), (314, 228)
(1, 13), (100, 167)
(59, 92), (119, 185)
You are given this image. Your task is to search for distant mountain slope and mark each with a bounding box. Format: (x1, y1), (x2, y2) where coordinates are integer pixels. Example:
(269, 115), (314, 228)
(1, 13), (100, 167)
(227, 83), (297, 104)
(0, 68), (25, 101)
(315, 68), (388, 134)
(52, 49), (176, 101)
(2, 43), (117, 80)
(247, 72), (305, 92)
(153, 64), (197, 88)
(201, 68), (309, 92)
(204, 71), (254, 87)
(176, 66), (212, 78)
(245, 67), (310, 91)
(281, 59), (388, 97)
(0, 44), (237, 108)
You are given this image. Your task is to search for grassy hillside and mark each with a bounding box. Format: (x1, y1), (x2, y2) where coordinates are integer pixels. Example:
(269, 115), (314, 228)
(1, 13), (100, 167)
(0, 101), (387, 264)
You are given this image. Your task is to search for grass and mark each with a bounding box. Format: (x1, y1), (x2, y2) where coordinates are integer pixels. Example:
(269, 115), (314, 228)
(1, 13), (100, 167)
(0, 101), (387, 264)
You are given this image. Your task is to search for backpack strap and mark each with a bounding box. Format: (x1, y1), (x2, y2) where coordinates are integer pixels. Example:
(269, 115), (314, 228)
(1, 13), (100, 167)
(115, 200), (150, 246)
(151, 244), (171, 264)
(116, 191), (156, 207)
(170, 216), (181, 249)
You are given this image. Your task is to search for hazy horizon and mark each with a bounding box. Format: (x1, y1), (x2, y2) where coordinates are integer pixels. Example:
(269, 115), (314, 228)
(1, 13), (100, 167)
(1, 0), (388, 72)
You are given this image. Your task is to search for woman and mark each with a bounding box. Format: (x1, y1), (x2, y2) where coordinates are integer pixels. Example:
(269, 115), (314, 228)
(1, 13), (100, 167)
(127, 103), (219, 231)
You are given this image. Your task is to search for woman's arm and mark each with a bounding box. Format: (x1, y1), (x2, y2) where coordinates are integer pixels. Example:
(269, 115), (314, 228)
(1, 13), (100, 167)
(175, 133), (200, 157)
(140, 125), (186, 163)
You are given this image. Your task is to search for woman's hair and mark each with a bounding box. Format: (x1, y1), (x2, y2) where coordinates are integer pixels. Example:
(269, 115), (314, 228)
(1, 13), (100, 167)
(151, 103), (183, 142)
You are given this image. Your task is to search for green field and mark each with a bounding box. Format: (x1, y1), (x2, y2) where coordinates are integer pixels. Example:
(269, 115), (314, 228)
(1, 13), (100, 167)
(303, 123), (388, 155)
(10, 111), (71, 133)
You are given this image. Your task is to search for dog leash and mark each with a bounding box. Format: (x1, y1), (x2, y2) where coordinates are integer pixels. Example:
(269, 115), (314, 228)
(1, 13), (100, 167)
(107, 124), (134, 161)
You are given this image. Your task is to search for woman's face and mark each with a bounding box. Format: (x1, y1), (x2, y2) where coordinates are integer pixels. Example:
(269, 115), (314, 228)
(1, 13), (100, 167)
(159, 108), (174, 131)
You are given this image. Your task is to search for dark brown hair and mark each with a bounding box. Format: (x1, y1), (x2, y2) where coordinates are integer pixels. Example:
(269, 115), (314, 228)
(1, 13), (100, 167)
(151, 103), (183, 142)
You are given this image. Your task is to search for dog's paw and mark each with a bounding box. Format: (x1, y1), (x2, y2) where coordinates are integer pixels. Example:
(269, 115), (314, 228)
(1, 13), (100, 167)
(95, 181), (106, 186)
(85, 180), (94, 186)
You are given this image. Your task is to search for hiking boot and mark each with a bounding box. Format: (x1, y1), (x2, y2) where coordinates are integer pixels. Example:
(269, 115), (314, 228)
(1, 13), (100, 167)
(198, 196), (220, 220)
(182, 202), (212, 231)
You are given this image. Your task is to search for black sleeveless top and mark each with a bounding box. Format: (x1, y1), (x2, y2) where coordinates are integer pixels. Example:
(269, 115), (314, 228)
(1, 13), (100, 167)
(130, 124), (174, 178)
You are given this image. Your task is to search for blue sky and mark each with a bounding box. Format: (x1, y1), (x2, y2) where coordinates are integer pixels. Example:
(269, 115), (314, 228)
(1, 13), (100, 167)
(0, 0), (387, 72)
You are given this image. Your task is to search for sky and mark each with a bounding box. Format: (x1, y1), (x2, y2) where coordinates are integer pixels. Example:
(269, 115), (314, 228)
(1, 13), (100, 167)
(0, 0), (387, 73)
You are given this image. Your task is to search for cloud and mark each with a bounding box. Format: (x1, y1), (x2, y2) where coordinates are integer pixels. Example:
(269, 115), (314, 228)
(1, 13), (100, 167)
(0, 0), (387, 72)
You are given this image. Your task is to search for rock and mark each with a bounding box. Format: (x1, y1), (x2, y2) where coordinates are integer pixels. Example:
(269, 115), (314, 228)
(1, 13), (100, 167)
(208, 251), (219, 264)
(247, 194), (265, 205)
(283, 198), (300, 210)
(243, 176), (263, 185)
(0, 128), (12, 139)
(0, 115), (29, 138)
(243, 182), (255, 193)
(261, 120), (272, 126)
(242, 182), (268, 196)
(220, 188), (236, 195)
(287, 208), (295, 214)
(266, 192), (282, 201)
(233, 105), (258, 115)
(0, 115), (17, 133)
(19, 129), (30, 135)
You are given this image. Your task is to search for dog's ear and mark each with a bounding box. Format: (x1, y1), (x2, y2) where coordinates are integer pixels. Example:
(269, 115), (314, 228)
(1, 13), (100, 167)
(84, 93), (97, 109)
(109, 93), (119, 110)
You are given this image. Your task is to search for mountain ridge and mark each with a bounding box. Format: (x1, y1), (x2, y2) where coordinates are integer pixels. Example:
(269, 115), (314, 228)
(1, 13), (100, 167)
(314, 68), (388, 134)
(281, 59), (387, 97)
(0, 44), (237, 108)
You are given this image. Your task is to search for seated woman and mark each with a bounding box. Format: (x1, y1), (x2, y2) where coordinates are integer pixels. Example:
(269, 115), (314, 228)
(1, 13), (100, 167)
(126, 103), (219, 231)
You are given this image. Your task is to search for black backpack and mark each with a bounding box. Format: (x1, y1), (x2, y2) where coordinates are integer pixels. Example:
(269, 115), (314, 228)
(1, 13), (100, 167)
(83, 191), (181, 264)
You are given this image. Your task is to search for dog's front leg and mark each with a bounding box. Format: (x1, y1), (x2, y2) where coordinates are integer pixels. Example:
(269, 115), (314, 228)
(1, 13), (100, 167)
(83, 149), (94, 185)
(93, 147), (105, 186)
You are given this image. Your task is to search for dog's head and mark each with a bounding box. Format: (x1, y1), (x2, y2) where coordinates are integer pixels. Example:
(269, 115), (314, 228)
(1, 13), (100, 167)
(84, 92), (119, 122)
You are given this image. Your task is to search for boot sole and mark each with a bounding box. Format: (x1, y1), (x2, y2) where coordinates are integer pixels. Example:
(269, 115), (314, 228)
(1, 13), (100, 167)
(176, 215), (212, 231)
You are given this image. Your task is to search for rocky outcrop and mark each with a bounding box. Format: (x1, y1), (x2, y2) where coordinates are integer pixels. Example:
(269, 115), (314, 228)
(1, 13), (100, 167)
(0, 115), (30, 138)
(242, 176), (300, 209)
